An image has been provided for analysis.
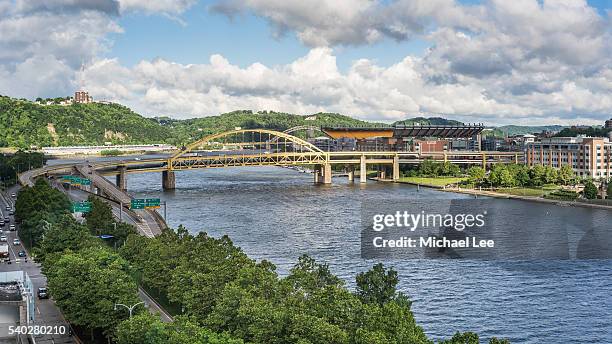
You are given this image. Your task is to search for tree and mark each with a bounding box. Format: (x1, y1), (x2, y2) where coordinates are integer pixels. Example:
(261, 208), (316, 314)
(529, 165), (546, 186)
(418, 159), (440, 177)
(583, 180), (598, 199)
(116, 313), (244, 344)
(46, 247), (141, 340)
(557, 165), (575, 185)
(439, 332), (480, 344)
(355, 263), (400, 306)
(466, 166), (486, 185)
(38, 215), (99, 264)
(86, 195), (114, 235)
(607, 180), (612, 199)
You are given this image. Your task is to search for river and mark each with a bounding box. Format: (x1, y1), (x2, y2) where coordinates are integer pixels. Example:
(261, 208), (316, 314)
(54, 159), (612, 343)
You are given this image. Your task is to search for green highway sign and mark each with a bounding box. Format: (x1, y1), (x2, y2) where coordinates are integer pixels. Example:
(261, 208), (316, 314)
(130, 198), (161, 209)
(71, 201), (92, 213)
(61, 175), (92, 186)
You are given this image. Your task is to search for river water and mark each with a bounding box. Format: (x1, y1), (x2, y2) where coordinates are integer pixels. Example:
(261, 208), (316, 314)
(106, 165), (610, 343)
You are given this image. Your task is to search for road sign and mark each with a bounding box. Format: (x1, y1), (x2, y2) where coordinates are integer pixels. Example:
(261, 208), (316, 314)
(130, 198), (161, 209)
(71, 201), (92, 213)
(61, 176), (91, 186)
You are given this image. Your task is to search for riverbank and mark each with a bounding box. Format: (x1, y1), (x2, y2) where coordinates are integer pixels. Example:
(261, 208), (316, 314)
(392, 178), (612, 210)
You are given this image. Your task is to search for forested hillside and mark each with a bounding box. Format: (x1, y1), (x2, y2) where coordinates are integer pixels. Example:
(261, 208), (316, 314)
(0, 94), (576, 149)
(0, 96), (170, 147)
(0, 96), (369, 148)
(393, 117), (463, 126)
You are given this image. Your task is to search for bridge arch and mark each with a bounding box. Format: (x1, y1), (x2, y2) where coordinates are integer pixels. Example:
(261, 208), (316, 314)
(170, 129), (325, 162)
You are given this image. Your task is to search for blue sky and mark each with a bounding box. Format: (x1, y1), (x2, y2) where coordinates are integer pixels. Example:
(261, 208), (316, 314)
(1, 0), (611, 124)
(108, 0), (610, 71)
(109, 1), (432, 71)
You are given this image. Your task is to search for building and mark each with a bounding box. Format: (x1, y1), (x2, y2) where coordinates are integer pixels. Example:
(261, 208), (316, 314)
(525, 137), (612, 180)
(74, 90), (93, 103)
(413, 139), (448, 153)
(605, 118), (612, 129)
(308, 137), (356, 152)
(322, 124), (484, 152)
(0, 271), (34, 343)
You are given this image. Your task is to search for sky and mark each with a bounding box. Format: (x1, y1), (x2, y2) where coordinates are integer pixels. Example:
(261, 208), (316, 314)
(0, 0), (611, 126)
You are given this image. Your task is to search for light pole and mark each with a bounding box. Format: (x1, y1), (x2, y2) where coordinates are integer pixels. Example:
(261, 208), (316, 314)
(114, 301), (145, 318)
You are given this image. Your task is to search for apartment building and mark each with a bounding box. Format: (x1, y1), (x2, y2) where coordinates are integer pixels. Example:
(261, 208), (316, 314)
(525, 137), (612, 180)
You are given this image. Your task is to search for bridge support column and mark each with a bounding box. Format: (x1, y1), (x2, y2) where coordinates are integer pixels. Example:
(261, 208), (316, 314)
(116, 166), (127, 191)
(392, 155), (400, 181)
(162, 170), (176, 190)
(360, 155), (367, 184)
(377, 164), (386, 180)
(347, 165), (354, 182)
(313, 165), (321, 184)
(323, 163), (332, 184)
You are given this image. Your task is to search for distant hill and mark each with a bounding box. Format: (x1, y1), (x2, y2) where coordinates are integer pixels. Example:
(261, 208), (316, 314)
(393, 117), (464, 126)
(0, 96), (370, 148)
(497, 125), (566, 136)
(0, 95), (170, 148)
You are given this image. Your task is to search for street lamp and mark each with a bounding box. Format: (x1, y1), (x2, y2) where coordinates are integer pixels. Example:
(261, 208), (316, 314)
(114, 301), (145, 318)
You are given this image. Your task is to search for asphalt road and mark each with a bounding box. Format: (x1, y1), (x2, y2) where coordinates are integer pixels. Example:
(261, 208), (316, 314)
(54, 184), (172, 323)
(0, 186), (75, 344)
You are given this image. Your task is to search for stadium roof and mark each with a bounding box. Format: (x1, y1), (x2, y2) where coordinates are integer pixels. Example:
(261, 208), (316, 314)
(322, 124), (484, 139)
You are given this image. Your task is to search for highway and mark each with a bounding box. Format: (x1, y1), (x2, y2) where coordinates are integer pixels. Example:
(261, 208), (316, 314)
(51, 182), (172, 322)
(0, 186), (75, 344)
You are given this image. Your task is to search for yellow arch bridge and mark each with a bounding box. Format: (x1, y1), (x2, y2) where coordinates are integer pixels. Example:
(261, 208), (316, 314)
(80, 128), (523, 190)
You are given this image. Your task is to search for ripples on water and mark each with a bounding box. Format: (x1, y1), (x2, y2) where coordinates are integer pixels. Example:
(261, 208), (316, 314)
(123, 166), (611, 344)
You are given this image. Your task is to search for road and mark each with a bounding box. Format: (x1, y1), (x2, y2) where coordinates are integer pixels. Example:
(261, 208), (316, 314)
(52, 183), (172, 322)
(0, 186), (75, 344)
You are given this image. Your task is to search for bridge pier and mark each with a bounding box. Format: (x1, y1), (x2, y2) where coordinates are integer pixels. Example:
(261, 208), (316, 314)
(116, 166), (127, 191)
(313, 165), (321, 184)
(162, 170), (176, 190)
(360, 155), (367, 183)
(347, 165), (354, 182)
(323, 163), (332, 184)
(393, 155), (400, 181)
(378, 166), (386, 180)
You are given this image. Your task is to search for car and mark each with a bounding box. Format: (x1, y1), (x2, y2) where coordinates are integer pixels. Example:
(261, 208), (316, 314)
(37, 287), (48, 299)
(4, 206), (9, 211)
(8, 211), (13, 216)
(12, 239), (20, 246)
(9, 225), (15, 231)
(3, 216), (8, 222)
(0, 221), (4, 227)
(17, 250), (26, 257)
(10, 193), (16, 199)
(0, 236), (6, 242)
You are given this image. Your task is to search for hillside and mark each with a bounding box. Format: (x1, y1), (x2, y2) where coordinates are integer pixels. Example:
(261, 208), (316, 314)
(0, 96), (171, 147)
(0, 96), (369, 148)
(497, 125), (566, 136)
(0, 95), (585, 149)
(168, 110), (370, 141)
(393, 117), (463, 126)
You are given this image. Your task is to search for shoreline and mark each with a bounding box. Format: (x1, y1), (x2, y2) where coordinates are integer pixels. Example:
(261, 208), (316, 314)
(390, 179), (612, 211)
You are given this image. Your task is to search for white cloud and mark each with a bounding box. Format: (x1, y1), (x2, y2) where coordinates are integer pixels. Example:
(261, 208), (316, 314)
(81, 46), (612, 125)
(211, 0), (484, 47)
(1, 0), (611, 125)
(118, 0), (198, 15)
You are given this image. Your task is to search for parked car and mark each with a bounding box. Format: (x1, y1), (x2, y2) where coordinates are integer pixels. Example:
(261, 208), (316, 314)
(3, 216), (8, 222)
(0, 236), (6, 242)
(10, 193), (16, 198)
(9, 225), (15, 231)
(37, 287), (48, 299)
(0, 221), (4, 227)
(4, 206), (9, 211)
(12, 239), (20, 246)
(8, 211), (13, 216)
(17, 250), (26, 257)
